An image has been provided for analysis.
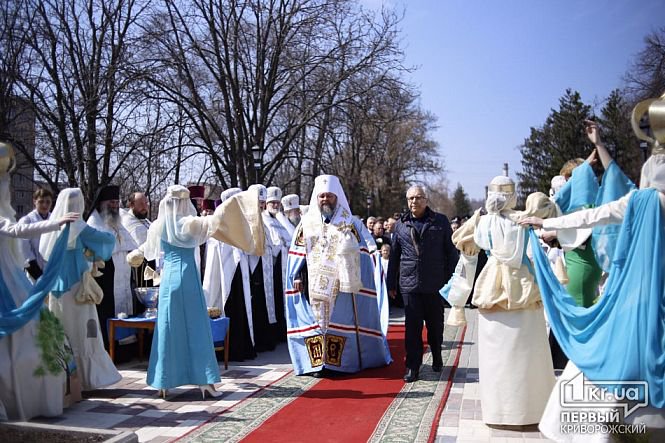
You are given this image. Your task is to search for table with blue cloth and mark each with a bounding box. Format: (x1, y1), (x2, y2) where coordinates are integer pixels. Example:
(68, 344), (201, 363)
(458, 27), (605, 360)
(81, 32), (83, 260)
(107, 316), (230, 369)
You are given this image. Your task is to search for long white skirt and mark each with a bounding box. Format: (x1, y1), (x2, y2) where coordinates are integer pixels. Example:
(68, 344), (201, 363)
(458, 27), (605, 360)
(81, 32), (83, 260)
(478, 307), (555, 425)
(0, 319), (64, 420)
(540, 361), (665, 442)
(49, 285), (122, 391)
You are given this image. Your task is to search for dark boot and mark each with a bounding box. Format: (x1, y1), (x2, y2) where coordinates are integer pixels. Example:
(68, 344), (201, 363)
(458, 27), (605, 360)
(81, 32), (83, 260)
(403, 368), (419, 383)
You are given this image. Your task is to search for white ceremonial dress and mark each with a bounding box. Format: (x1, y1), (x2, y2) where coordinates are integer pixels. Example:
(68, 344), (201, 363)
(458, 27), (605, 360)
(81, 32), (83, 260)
(0, 219), (65, 421)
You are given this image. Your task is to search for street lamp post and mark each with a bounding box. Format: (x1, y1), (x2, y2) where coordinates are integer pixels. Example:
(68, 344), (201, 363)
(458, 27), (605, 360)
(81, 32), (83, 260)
(366, 194), (373, 218)
(251, 145), (261, 184)
(638, 116), (651, 163)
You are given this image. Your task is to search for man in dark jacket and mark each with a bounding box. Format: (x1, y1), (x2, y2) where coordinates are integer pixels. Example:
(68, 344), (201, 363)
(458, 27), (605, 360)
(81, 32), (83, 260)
(387, 185), (458, 382)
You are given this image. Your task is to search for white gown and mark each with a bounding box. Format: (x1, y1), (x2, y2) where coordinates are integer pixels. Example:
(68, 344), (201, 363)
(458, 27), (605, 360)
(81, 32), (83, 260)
(451, 212), (556, 425)
(0, 218), (65, 421)
(48, 278), (122, 391)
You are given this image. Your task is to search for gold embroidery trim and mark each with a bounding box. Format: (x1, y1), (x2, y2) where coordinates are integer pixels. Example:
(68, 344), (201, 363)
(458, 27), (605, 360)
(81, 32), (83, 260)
(305, 335), (324, 367)
(325, 334), (346, 366)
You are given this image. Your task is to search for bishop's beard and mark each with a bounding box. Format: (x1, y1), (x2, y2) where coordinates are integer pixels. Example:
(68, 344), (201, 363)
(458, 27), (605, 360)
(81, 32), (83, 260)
(320, 203), (335, 219)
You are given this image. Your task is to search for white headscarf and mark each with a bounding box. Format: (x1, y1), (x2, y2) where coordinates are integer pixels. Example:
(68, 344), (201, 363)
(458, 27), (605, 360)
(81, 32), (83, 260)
(640, 153), (665, 193)
(39, 188), (88, 260)
(142, 185), (203, 261)
(475, 176), (524, 268)
(485, 176), (517, 214)
(549, 175), (567, 198)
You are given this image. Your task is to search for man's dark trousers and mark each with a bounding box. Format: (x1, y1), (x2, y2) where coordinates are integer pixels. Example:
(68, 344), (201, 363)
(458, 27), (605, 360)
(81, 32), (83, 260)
(404, 291), (444, 370)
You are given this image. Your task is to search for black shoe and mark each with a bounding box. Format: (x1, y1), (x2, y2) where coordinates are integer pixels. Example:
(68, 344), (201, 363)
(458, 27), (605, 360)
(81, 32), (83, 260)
(403, 368), (419, 383)
(312, 370), (324, 378)
(432, 353), (443, 372)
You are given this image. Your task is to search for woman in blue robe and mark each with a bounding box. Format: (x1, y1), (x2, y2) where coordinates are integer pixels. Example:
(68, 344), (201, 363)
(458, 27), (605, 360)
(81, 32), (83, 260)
(521, 152), (665, 440)
(128, 185), (263, 399)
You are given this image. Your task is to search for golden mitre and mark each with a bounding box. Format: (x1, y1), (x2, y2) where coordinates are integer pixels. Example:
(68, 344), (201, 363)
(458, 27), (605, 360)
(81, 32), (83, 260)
(0, 142), (16, 174)
(631, 91), (665, 155)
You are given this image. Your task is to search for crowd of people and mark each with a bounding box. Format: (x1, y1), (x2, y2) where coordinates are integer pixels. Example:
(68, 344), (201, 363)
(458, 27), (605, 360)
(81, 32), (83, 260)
(1, 92), (664, 441)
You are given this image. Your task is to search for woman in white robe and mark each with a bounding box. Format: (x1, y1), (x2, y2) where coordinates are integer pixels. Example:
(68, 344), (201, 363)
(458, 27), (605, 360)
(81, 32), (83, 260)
(445, 178), (557, 425)
(40, 189), (122, 391)
(0, 153), (80, 420)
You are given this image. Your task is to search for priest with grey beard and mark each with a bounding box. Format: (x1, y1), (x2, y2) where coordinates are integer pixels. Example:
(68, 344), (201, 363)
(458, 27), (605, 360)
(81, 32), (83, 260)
(88, 185), (138, 359)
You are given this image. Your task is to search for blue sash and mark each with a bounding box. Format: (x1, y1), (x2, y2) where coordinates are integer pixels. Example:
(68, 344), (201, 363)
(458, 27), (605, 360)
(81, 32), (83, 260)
(592, 161), (637, 272)
(0, 224), (71, 337)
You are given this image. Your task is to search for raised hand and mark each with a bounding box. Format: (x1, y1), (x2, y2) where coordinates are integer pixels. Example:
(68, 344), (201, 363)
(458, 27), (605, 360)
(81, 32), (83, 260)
(585, 119), (612, 168)
(586, 148), (598, 167)
(585, 119), (602, 146)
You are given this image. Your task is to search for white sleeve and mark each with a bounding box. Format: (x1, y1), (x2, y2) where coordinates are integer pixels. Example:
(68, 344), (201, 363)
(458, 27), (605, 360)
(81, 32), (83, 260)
(0, 217), (60, 238)
(183, 215), (217, 245)
(17, 215), (37, 262)
(543, 192), (631, 230)
(446, 253), (478, 307)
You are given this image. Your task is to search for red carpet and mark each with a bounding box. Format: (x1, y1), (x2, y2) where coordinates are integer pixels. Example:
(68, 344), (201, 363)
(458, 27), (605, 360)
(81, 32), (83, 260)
(242, 324), (408, 443)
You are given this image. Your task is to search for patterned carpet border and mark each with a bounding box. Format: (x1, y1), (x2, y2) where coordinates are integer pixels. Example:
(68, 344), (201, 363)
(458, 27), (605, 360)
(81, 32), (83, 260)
(179, 323), (466, 443)
(427, 324), (466, 443)
(368, 324), (466, 443)
(178, 371), (321, 442)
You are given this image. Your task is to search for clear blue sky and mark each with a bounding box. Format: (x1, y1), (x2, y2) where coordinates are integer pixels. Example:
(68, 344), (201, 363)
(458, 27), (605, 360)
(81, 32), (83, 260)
(363, 0), (664, 199)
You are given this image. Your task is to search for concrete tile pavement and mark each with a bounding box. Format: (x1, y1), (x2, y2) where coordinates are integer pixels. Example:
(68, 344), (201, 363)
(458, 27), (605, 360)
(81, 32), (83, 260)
(29, 343), (294, 443)
(23, 307), (554, 443)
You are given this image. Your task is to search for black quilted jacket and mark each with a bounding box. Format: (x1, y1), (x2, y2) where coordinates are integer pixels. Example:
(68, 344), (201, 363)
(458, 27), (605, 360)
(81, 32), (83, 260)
(386, 207), (458, 294)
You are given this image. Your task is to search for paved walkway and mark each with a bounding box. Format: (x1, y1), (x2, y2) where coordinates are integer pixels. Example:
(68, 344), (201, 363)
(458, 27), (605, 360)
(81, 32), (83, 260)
(434, 308), (550, 443)
(26, 308), (553, 442)
(32, 345), (294, 442)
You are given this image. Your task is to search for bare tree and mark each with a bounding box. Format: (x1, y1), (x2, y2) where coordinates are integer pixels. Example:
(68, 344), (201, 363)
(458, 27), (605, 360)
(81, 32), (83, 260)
(624, 27), (665, 102)
(315, 76), (441, 215)
(3, 0), (444, 214)
(141, 0), (407, 191)
(0, 0), (30, 141)
(14, 0), (152, 208)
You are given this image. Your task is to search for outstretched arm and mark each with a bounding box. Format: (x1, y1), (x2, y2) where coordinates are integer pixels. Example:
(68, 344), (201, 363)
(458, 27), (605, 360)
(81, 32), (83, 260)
(0, 212), (79, 238)
(585, 119), (612, 169)
(520, 191), (632, 230)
